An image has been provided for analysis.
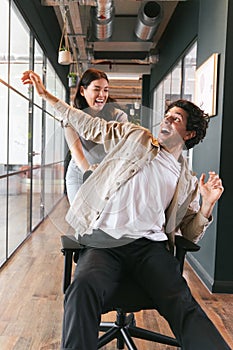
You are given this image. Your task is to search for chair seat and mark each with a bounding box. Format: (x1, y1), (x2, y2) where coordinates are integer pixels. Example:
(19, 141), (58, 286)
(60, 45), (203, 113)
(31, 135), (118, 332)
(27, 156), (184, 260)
(102, 279), (154, 313)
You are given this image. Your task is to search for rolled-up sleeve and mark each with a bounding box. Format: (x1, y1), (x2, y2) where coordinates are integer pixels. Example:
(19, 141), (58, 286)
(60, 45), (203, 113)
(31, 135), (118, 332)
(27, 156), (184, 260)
(180, 208), (212, 243)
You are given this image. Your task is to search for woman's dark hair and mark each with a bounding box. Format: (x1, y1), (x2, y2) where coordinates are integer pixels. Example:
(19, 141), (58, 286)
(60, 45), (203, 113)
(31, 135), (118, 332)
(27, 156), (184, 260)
(166, 99), (210, 149)
(73, 68), (110, 109)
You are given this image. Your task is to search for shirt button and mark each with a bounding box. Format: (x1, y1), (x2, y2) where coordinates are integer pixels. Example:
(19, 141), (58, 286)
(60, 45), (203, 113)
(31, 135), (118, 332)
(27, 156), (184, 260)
(116, 182), (120, 186)
(105, 196), (109, 200)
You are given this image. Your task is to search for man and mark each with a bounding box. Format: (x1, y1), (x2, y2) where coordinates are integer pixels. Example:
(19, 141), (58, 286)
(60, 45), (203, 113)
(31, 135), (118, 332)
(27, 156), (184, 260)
(21, 71), (229, 350)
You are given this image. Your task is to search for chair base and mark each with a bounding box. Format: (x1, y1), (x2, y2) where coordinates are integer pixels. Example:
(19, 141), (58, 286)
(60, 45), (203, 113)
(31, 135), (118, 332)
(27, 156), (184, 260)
(98, 311), (180, 350)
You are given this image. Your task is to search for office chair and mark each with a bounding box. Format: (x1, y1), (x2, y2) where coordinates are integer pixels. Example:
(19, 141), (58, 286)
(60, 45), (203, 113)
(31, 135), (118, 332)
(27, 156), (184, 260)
(61, 234), (200, 349)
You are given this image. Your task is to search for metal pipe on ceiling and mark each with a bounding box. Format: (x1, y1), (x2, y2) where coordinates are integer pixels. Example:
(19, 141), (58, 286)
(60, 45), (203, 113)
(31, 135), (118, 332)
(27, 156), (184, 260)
(91, 0), (115, 40)
(135, 1), (162, 41)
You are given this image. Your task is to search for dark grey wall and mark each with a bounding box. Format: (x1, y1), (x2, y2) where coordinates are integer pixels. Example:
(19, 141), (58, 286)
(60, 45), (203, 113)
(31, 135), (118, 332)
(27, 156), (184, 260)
(189, 0), (232, 293)
(150, 0), (199, 89)
(214, 0), (233, 292)
(150, 0), (232, 293)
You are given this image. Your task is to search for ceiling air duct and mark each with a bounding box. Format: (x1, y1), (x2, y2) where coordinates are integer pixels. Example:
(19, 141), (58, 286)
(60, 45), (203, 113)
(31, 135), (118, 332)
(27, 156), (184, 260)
(91, 0), (115, 40)
(135, 1), (162, 41)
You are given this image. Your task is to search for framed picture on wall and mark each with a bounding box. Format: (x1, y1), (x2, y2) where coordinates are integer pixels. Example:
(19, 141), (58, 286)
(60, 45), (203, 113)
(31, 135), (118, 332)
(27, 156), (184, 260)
(195, 53), (218, 117)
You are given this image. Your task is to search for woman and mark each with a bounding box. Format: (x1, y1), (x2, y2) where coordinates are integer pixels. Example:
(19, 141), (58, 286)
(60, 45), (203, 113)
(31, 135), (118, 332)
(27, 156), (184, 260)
(63, 68), (128, 203)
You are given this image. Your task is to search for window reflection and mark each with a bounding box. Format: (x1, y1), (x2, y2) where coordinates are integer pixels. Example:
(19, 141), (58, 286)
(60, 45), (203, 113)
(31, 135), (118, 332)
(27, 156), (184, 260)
(31, 167), (42, 230)
(152, 42), (197, 130)
(152, 42), (197, 168)
(34, 41), (44, 108)
(183, 44), (197, 101)
(0, 84), (8, 176)
(0, 0), (9, 82)
(10, 2), (30, 93)
(9, 89), (29, 165)
(8, 173), (28, 256)
(0, 178), (7, 265)
(0, 0), (66, 266)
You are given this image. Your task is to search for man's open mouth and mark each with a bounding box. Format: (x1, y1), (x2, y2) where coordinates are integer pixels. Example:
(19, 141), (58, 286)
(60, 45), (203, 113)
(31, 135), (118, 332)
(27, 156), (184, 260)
(161, 128), (170, 135)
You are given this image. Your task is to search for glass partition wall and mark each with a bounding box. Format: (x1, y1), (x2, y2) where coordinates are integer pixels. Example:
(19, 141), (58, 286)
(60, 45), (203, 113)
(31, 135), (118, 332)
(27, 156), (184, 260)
(152, 42), (197, 168)
(0, 0), (66, 266)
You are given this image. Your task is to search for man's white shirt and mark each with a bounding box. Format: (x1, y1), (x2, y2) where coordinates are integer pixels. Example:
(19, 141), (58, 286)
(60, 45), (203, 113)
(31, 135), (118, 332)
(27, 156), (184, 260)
(94, 149), (181, 241)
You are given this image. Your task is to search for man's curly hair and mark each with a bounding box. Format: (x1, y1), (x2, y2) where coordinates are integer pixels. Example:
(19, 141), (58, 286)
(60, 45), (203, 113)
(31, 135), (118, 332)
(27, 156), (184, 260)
(166, 99), (210, 149)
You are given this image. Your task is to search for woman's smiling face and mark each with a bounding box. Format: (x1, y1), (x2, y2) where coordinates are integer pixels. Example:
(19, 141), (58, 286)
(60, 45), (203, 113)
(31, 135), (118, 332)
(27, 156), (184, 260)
(80, 78), (109, 111)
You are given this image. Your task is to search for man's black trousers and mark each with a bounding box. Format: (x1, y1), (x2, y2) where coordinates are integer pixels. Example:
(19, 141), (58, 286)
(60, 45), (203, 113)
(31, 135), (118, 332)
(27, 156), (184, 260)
(61, 238), (230, 350)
